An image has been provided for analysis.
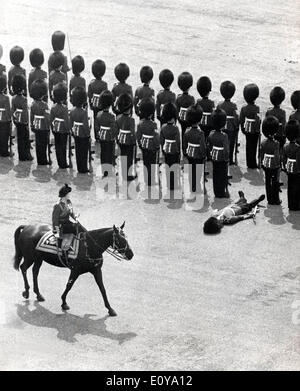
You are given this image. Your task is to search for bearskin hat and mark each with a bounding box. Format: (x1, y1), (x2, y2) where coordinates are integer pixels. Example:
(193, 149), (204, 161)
(53, 82), (68, 103)
(51, 31), (66, 51)
(0, 75), (7, 92)
(285, 119), (300, 142)
(220, 80), (236, 100)
(159, 69), (174, 89)
(59, 183), (72, 198)
(186, 104), (203, 126)
(92, 59), (106, 79)
(262, 115), (279, 138)
(71, 86), (87, 107)
(116, 93), (133, 113)
(114, 63), (130, 82)
(29, 48), (45, 68)
(0, 44), (3, 60)
(270, 86), (285, 107)
(99, 90), (113, 110)
(178, 72), (193, 92)
(197, 76), (212, 98)
(203, 217), (222, 234)
(49, 51), (65, 71)
(243, 83), (259, 103)
(10, 46), (24, 65)
(161, 102), (178, 123)
(212, 107), (227, 130)
(11, 74), (26, 94)
(139, 98), (155, 119)
(72, 55), (85, 75)
(30, 79), (48, 100)
(291, 91), (300, 110)
(140, 66), (153, 84)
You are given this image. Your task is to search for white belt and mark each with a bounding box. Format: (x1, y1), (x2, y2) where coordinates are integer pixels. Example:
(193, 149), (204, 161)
(74, 121), (83, 126)
(287, 158), (296, 163)
(165, 139), (176, 143)
(142, 135), (153, 139)
(212, 146), (224, 150)
(245, 117), (255, 122)
(188, 143), (200, 148)
(93, 93), (100, 98)
(203, 112), (211, 116)
(54, 117), (64, 123)
(226, 116), (234, 119)
(120, 129), (131, 134)
(100, 126), (110, 131)
(34, 115), (44, 120)
(264, 154), (274, 158)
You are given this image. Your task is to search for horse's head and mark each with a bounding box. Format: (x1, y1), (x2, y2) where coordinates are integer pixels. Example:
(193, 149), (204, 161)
(112, 222), (134, 261)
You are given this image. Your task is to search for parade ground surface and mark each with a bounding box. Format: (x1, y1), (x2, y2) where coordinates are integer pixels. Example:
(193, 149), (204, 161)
(1, 0), (300, 371)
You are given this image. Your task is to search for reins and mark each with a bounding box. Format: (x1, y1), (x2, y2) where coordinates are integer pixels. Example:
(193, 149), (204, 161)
(77, 222), (129, 262)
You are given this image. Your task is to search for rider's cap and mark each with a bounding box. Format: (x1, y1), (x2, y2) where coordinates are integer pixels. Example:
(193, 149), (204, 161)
(59, 183), (72, 198)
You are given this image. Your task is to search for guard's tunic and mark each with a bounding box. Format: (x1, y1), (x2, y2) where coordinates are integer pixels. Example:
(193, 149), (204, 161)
(69, 106), (90, 173)
(217, 100), (239, 164)
(283, 141), (300, 210)
(50, 102), (69, 168)
(30, 99), (50, 165)
(88, 78), (108, 140)
(0, 92), (11, 156)
(116, 113), (136, 180)
(260, 137), (281, 204)
(240, 103), (261, 168)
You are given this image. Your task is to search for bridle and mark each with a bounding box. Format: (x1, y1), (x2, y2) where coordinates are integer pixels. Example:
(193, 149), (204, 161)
(78, 223), (130, 262)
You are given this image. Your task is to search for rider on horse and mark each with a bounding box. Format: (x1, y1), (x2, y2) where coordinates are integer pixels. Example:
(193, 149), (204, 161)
(52, 183), (77, 261)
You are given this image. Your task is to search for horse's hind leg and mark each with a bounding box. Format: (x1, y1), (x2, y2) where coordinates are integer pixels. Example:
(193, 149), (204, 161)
(32, 259), (45, 302)
(20, 259), (33, 299)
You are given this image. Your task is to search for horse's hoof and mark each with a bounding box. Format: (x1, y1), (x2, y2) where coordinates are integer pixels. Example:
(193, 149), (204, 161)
(108, 309), (117, 317)
(36, 294), (45, 302)
(22, 291), (29, 299)
(61, 303), (70, 311)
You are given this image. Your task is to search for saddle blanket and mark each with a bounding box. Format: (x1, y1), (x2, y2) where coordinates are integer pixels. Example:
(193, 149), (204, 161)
(36, 232), (80, 260)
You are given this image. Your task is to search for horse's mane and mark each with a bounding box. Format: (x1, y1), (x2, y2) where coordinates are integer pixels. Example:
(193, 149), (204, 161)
(87, 227), (113, 235)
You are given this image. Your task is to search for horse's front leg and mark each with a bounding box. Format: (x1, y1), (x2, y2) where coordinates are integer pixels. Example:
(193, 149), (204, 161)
(32, 259), (45, 302)
(92, 266), (117, 316)
(61, 270), (79, 311)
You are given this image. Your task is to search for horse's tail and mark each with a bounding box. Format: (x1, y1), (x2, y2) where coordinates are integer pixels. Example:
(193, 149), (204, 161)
(13, 225), (25, 271)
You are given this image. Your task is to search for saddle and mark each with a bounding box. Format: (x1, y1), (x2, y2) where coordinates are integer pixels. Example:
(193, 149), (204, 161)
(36, 231), (81, 261)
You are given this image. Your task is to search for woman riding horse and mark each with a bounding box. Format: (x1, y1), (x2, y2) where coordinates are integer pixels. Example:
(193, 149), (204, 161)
(52, 183), (77, 261)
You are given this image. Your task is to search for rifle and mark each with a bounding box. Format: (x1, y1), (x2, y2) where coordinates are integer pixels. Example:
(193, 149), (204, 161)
(234, 131), (240, 165)
(47, 132), (52, 165)
(156, 148), (162, 200)
(68, 132), (73, 169)
(88, 137), (95, 173)
(9, 123), (15, 157)
(258, 130), (262, 169)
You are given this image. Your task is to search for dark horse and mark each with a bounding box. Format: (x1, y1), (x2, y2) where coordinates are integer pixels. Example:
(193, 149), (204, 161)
(13, 222), (133, 316)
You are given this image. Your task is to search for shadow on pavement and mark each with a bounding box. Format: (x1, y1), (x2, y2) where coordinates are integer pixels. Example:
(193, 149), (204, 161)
(0, 157), (14, 175)
(286, 211), (300, 230)
(263, 205), (286, 225)
(243, 168), (264, 186)
(13, 161), (33, 178)
(32, 166), (52, 183)
(16, 302), (137, 344)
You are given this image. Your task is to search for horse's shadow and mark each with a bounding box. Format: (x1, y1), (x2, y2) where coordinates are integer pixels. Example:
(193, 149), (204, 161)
(16, 302), (137, 344)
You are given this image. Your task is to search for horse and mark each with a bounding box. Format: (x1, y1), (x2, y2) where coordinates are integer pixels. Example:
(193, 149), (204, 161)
(13, 221), (133, 316)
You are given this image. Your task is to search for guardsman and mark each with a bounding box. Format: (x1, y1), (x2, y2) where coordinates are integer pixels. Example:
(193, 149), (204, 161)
(48, 31), (70, 78)
(95, 90), (118, 177)
(112, 63), (133, 114)
(11, 74), (33, 161)
(134, 66), (155, 117)
(48, 51), (67, 102)
(69, 55), (86, 103)
(289, 91), (300, 143)
(0, 45), (7, 84)
(265, 87), (286, 148)
(30, 79), (50, 165)
(28, 49), (47, 95)
(136, 98), (160, 187)
(50, 82), (70, 169)
(160, 102), (181, 191)
(259, 116), (281, 205)
(196, 76), (215, 144)
(116, 93), (137, 181)
(217, 81), (239, 165)
(0, 75), (12, 157)
(208, 108), (230, 198)
(69, 86), (90, 173)
(283, 120), (300, 211)
(183, 104), (206, 198)
(240, 83), (261, 169)
(156, 69), (176, 126)
(176, 72), (195, 154)
(8, 46), (26, 96)
(88, 59), (108, 142)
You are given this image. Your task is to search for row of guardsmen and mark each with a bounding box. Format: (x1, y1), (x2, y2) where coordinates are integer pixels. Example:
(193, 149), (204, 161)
(0, 32), (300, 208)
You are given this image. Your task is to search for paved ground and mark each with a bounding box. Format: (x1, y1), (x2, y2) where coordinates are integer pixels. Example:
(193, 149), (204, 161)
(0, 0), (300, 371)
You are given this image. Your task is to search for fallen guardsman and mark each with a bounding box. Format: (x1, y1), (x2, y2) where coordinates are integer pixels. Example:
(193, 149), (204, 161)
(203, 191), (265, 234)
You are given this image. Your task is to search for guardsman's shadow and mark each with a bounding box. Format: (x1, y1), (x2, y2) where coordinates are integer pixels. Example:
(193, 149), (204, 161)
(16, 302), (137, 344)
(72, 172), (94, 191)
(52, 167), (74, 183)
(0, 157), (14, 175)
(286, 211), (300, 230)
(14, 161), (33, 178)
(263, 205), (286, 225)
(243, 168), (264, 186)
(228, 165), (243, 183)
(32, 166), (52, 182)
